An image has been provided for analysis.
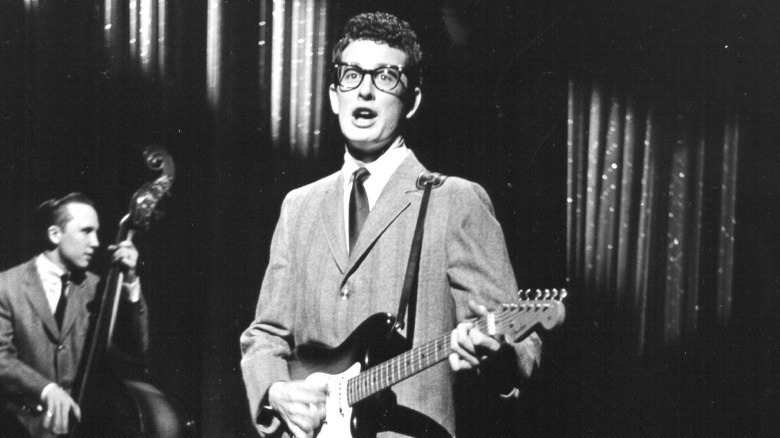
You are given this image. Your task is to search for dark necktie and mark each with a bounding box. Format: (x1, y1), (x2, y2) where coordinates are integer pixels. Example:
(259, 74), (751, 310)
(54, 274), (69, 329)
(349, 167), (370, 253)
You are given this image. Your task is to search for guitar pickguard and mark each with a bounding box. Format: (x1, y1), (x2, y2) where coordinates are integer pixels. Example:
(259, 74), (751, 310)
(289, 313), (405, 437)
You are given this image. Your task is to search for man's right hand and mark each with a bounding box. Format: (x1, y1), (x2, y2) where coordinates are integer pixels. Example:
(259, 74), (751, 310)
(41, 385), (81, 435)
(268, 380), (327, 438)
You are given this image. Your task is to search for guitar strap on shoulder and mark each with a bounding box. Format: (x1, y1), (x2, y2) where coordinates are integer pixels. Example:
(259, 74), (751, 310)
(394, 171), (447, 343)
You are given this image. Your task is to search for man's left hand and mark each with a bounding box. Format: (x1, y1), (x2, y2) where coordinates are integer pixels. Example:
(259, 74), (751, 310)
(108, 240), (139, 281)
(448, 300), (501, 372)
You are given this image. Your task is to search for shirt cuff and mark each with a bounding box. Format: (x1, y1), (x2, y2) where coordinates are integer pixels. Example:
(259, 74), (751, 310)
(499, 387), (521, 399)
(40, 382), (58, 402)
(123, 278), (141, 302)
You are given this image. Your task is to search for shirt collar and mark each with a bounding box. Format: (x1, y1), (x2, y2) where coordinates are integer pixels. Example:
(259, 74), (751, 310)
(36, 253), (66, 282)
(341, 136), (409, 189)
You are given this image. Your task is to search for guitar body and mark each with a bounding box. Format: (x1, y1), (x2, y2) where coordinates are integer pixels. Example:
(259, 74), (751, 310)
(286, 295), (567, 438)
(288, 313), (409, 438)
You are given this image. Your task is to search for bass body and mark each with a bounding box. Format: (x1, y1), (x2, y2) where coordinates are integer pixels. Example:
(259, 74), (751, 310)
(10, 370), (190, 438)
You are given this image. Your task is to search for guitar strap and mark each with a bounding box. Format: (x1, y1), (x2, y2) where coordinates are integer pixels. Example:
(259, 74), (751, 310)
(394, 171), (447, 343)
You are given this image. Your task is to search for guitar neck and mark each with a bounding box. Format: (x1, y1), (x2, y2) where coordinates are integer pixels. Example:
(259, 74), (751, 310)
(343, 294), (566, 406)
(345, 317), (491, 406)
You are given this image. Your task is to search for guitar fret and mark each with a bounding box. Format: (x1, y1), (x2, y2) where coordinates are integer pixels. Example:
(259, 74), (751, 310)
(416, 342), (421, 371)
(368, 367), (374, 399)
(367, 367), (375, 400)
(387, 362), (392, 384)
(355, 372), (361, 402)
(355, 371), (361, 402)
(395, 352), (400, 383)
(366, 369), (371, 399)
(367, 368), (373, 399)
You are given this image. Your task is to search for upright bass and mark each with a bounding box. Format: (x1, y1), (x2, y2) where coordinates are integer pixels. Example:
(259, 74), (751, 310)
(67, 146), (192, 438)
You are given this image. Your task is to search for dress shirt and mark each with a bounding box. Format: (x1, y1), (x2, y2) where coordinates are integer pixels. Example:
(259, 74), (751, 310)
(341, 136), (410, 249)
(35, 254), (67, 314)
(35, 253), (141, 305)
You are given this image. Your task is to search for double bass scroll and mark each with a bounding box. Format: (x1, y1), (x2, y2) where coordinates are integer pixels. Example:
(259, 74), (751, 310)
(70, 146), (193, 438)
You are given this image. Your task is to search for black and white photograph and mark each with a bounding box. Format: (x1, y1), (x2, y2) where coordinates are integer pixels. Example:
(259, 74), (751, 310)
(1, 1), (778, 437)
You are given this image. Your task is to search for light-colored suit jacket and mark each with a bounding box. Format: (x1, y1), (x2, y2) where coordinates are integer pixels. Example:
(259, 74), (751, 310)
(0, 257), (148, 413)
(241, 151), (539, 437)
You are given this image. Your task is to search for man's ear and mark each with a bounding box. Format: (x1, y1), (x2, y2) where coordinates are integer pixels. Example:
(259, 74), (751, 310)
(405, 87), (422, 119)
(47, 225), (62, 246)
(328, 84), (340, 115)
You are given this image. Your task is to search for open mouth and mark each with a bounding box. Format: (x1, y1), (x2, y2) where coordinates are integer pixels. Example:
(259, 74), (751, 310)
(352, 108), (377, 120)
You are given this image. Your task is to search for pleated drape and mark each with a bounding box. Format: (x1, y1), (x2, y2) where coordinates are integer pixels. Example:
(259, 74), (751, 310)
(567, 80), (739, 355)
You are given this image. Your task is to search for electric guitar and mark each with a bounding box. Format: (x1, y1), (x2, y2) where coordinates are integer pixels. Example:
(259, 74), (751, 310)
(289, 289), (567, 437)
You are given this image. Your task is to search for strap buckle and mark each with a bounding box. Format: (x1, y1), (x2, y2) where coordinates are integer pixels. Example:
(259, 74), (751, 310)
(415, 172), (447, 189)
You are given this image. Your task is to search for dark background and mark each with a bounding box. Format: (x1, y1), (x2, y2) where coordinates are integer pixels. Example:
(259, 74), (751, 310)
(1, 1), (778, 437)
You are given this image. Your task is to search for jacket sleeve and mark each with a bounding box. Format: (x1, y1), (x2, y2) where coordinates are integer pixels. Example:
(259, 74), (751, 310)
(240, 195), (300, 437)
(112, 281), (150, 359)
(444, 180), (542, 384)
(0, 282), (52, 408)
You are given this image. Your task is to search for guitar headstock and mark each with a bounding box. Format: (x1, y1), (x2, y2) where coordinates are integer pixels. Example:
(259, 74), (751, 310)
(488, 288), (567, 343)
(124, 146), (175, 231)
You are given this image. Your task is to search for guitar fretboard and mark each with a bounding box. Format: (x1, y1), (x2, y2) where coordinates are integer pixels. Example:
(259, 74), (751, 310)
(345, 311), (499, 406)
(346, 331), (450, 405)
(344, 297), (564, 406)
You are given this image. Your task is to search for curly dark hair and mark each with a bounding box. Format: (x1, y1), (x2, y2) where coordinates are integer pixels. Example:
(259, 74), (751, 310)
(332, 12), (422, 87)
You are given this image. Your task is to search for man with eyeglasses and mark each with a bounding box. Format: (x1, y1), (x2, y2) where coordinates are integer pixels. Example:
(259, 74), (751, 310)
(241, 11), (541, 438)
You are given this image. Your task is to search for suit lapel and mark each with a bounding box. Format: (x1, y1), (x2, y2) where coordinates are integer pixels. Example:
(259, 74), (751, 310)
(344, 153), (426, 277)
(21, 259), (59, 338)
(318, 173), (349, 274)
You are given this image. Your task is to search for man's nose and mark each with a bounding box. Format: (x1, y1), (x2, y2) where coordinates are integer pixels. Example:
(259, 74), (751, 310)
(89, 232), (99, 247)
(357, 72), (375, 98)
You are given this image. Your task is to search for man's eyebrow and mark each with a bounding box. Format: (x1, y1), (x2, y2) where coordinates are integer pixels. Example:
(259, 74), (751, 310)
(343, 62), (403, 69)
(376, 64), (404, 70)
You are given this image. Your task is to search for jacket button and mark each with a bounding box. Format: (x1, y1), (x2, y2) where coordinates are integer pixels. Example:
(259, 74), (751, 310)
(339, 287), (350, 300)
(57, 345), (66, 351)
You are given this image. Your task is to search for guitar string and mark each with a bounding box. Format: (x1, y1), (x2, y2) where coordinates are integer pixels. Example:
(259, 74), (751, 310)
(347, 303), (547, 403)
(347, 307), (526, 404)
(346, 301), (555, 404)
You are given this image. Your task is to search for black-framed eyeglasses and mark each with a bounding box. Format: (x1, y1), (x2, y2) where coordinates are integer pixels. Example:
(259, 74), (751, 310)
(333, 63), (413, 93)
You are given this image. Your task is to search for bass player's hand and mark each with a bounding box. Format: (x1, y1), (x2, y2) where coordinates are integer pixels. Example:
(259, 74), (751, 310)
(41, 385), (81, 435)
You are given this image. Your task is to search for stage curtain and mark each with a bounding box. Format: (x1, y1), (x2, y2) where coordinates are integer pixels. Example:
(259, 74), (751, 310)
(566, 80), (739, 355)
